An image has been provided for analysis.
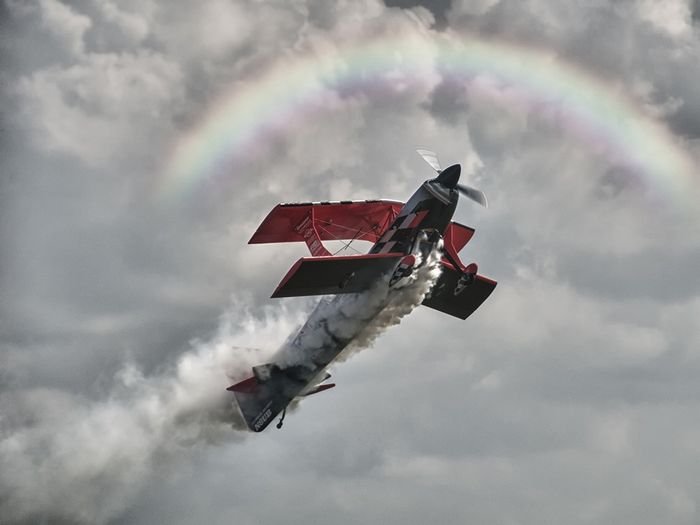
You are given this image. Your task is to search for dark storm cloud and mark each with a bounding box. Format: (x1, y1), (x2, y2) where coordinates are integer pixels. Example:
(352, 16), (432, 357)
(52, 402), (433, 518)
(449, 0), (700, 137)
(422, 78), (470, 125)
(668, 105), (700, 138)
(384, 0), (453, 28)
(693, 0), (700, 22)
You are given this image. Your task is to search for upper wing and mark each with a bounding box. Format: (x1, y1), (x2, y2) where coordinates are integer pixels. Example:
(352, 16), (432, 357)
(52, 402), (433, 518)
(249, 200), (404, 244)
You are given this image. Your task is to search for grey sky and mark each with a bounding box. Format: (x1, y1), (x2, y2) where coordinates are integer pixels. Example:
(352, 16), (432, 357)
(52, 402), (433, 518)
(1, 1), (699, 524)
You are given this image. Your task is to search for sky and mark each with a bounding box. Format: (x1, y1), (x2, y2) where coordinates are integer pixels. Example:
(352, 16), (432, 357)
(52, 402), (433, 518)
(1, 0), (700, 523)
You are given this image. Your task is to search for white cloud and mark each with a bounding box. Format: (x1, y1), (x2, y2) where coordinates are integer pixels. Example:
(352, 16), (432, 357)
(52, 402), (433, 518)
(13, 50), (183, 165)
(94, 0), (152, 44)
(638, 0), (693, 39)
(2, 0), (700, 524)
(37, 0), (92, 57)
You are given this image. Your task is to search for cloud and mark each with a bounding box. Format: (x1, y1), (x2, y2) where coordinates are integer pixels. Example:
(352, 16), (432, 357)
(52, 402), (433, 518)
(11, 50), (184, 165)
(384, 0), (452, 29)
(35, 0), (92, 57)
(0, 300), (303, 523)
(1, 0), (699, 524)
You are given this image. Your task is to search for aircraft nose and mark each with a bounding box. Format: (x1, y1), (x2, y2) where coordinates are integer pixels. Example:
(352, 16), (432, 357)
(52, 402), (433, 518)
(435, 163), (461, 189)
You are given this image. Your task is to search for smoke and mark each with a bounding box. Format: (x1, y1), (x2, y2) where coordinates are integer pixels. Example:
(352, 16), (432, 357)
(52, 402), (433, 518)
(276, 243), (444, 368)
(347, 243), (443, 354)
(0, 247), (443, 524)
(0, 301), (301, 524)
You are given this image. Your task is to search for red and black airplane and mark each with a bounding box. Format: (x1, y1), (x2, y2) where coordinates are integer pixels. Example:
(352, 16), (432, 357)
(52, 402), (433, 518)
(229, 150), (496, 432)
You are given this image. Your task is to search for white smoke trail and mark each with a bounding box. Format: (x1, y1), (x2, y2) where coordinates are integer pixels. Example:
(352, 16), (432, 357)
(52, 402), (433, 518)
(0, 246), (443, 524)
(275, 243), (444, 368)
(340, 241), (443, 359)
(0, 302), (302, 525)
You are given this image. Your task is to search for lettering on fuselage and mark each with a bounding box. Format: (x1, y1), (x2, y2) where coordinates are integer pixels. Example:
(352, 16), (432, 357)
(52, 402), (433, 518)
(253, 402), (273, 431)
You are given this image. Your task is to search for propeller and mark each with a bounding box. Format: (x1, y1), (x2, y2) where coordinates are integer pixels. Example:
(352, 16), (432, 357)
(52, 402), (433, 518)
(415, 148), (442, 172)
(456, 184), (488, 207)
(416, 148), (488, 208)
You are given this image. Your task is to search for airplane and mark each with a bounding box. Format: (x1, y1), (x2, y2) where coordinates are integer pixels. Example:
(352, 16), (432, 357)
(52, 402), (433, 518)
(228, 149), (497, 432)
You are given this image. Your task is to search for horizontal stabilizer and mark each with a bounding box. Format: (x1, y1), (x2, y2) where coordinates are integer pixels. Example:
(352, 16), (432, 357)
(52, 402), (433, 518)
(300, 383), (336, 397)
(272, 253), (403, 298)
(229, 363), (320, 432)
(423, 263), (497, 320)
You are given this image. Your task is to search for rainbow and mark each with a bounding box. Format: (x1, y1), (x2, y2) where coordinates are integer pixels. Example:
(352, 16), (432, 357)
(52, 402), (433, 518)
(159, 32), (696, 207)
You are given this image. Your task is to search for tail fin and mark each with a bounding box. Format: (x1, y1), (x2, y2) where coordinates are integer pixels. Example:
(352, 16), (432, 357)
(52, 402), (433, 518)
(228, 364), (316, 432)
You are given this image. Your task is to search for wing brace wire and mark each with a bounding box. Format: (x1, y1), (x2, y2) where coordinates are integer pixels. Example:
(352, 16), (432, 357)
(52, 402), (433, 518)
(295, 208), (398, 257)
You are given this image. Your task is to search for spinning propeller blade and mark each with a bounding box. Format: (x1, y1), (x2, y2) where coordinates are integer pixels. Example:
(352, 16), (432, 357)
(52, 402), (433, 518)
(456, 184), (488, 208)
(417, 147), (488, 207)
(416, 148), (442, 173)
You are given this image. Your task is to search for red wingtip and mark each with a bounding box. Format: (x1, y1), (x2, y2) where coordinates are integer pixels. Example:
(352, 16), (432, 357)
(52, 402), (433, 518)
(227, 376), (259, 393)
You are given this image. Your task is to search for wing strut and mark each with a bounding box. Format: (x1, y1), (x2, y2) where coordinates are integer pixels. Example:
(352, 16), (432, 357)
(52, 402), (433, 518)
(295, 209), (332, 256)
(442, 238), (467, 272)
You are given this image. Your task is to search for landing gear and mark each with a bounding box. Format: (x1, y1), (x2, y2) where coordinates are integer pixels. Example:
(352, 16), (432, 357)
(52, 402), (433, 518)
(454, 272), (475, 296)
(276, 408), (286, 429)
(441, 250), (478, 296)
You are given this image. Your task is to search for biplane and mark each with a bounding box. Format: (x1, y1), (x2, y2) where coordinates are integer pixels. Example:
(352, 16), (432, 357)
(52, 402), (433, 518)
(229, 150), (497, 432)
